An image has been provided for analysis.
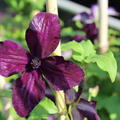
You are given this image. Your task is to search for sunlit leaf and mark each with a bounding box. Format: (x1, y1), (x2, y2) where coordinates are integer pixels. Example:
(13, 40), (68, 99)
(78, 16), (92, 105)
(28, 97), (58, 120)
(95, 51), (117, 82)
(62, 41), (117, 82)
(32, 0), (45, 10)
(62, 40), (96, 63)
(62, 41), (82, 52)
(61, 27), (83, 37)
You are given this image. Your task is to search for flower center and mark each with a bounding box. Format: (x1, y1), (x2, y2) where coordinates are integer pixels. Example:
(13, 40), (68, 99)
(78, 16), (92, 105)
(31, 57), (41, 69)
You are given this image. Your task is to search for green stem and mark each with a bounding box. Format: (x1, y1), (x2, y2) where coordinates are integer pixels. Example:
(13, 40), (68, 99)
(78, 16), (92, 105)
(68, 105), (73, 120)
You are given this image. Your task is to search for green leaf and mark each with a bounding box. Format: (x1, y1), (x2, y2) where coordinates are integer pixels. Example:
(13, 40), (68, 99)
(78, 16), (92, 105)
(28, 97), (58, 120)
(62, 41), (117, 82)
(95, 51), (117, 82)
(75, 21), (83, 28)
(79, 40), (96, 57)
(62, 41), (82, 52)
(0, 113), (6, 120)
(9, 107), (25, 120)
(62, 40), (96, 63)
(61, 27), (75, 37)
(32, 0), (45, 10)
(61, 27), (84, 37)
(86, 63), (108, 79)
(0, 89), (12, 97)
(62, 40), (96, 54)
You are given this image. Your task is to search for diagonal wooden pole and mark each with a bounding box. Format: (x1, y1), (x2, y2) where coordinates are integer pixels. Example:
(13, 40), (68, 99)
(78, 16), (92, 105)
(98, 0), (109, 53)
(46, 0), (67, 120)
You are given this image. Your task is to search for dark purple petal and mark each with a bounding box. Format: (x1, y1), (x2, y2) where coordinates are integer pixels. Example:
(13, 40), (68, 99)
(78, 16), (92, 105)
(108, 7), (119, 16)
(0, 40), (29, 77)
(91, 4), (119, 17)
(65, 88), (76, 104)
(71, 35), (85, 42)
(72, 107), (84, 120)
(72, 13), (81, 21)
(42, 56), (84, 90)
(80, 12), (93, 24)
(45, 88), (55, 102)
(72, 12), (94, 24)
(26, 12), (61, 59)
(65, 86), (83, 104)
(91, 4), (100, 18)
(12, 70), (45, 117)
(77, 99), (100, 120)
(83, 23), (98, 41)
(76, 85), (83, 99)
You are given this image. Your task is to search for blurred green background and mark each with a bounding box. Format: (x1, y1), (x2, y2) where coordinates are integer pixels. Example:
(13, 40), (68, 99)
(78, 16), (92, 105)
(0, 0), (120, 120)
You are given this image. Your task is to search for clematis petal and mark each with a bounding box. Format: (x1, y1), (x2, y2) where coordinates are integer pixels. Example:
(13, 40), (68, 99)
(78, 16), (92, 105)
(72, 12), (94, 24)
(72, 13), (82, 21)
(45, 87), (55, 102)
(91, 4), (119, 18)
(26, 12), (61, 59)
(65, 88), (77, 104)
(77, 99), (100, 120)
(12, 70), (45, 117)
(71, 35), (85, 42)
(0, 40), (29, 77)
(42, 56), (84, 90)
(72, 107), (84, 120)
(65, 86), (83, 104)
(79, 12), (93, 24)
(83, 23), (98, 41)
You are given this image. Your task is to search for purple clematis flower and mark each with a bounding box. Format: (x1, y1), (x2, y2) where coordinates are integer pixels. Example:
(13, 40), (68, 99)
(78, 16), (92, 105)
(72, 12), (98, 42)
(65, 88), (100, 120)
(72, 12), (94, 24)
(0, 12), (84, 117)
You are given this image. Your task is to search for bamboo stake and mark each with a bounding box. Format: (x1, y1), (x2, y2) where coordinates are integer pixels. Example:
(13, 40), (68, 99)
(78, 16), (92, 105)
(46, 0), (67, 120)
(46, 0), (61, 56)
(98, 0), (109, 53)
(0, 76), (6, 89)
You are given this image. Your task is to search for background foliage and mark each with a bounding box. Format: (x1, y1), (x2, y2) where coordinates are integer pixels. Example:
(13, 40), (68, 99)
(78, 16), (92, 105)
(0, 0), (120, 120)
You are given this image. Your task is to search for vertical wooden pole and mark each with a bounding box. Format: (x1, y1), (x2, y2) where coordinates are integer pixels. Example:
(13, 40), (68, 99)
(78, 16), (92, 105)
(46, 0), (67, 120)
(98, 0), (109, 53)
(46, 0), (61, 56)
(0, 76), (6, 89)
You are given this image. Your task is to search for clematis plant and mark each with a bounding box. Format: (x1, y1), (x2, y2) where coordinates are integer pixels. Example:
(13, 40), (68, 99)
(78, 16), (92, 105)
(45, 87), (100, 120)
(65, 88), (100, 120)
(72, 12), (98, 42)
(0, 12), (84, 117)
(72, 4), (119, 43)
